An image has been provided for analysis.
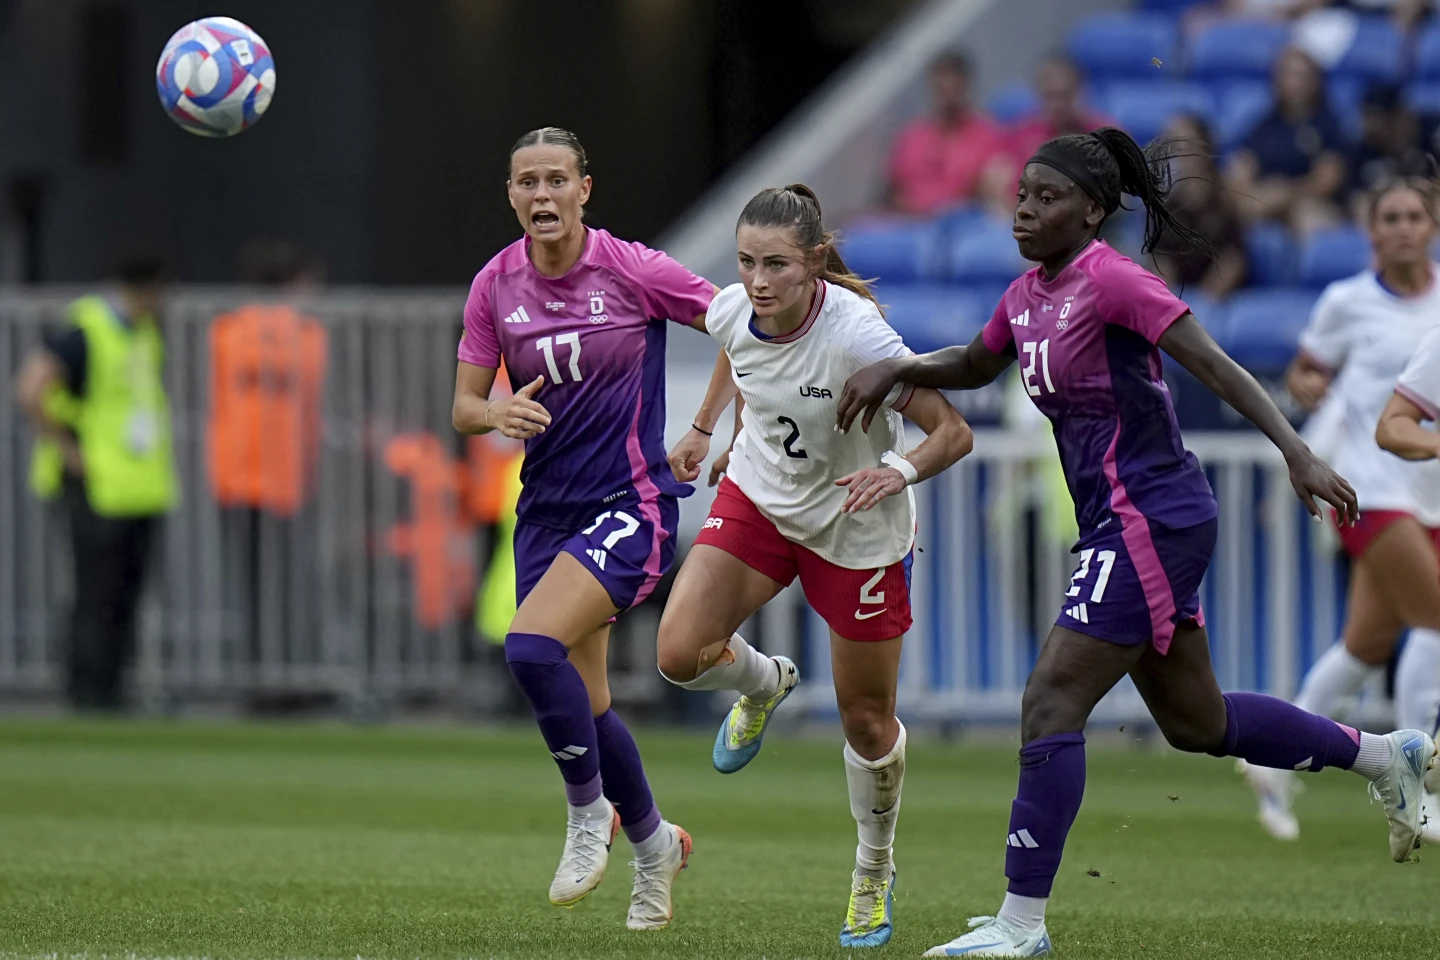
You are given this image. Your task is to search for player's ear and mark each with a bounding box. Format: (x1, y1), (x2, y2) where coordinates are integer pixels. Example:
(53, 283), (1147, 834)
(1083, 199), (1105, 232)
(506, 179), (518, 213)
(578, 175), (593, 209)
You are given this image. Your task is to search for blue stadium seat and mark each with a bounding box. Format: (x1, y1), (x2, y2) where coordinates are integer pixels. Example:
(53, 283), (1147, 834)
(933, 204), (991, 243)
(1298, 227), (1370, 289)
(1104, 81), (1214, 144)
(1245, 222), (1297, 288)
(1067, 14), (1179, 82)
(1212, 81), (1272, 149)
(1138, 0), (1207, 12)
(987, 82), (1039, 123)
(1188, 21), (1291, 82)
(838, 219), (940, 285)
(1417, 22), (1440, 82)
(944, 221), (1030, 285)
(1333, 17), (1404, 86)
(1220, 289), (1317, 370)
(1406, 81), (1440, 115)
(878, 285), (989, 354)
(1327, 77), (1364, 141)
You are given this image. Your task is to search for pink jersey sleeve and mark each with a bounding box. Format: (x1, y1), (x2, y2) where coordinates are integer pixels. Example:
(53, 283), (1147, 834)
(1094, 255), (1190, 345)
(982, 298), (1015, 355)
(458, 267), (501, 368)
(634, 245), (714, 325)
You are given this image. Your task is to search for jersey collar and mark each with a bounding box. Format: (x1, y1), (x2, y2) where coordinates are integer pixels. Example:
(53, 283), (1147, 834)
(749, 280), (826, 344)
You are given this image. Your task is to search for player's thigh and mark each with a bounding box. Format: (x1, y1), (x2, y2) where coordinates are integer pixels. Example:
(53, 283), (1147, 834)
(1023, 625), (1143, 744)
(1128, 622), (1228, 753)
(511, 552), (621, 648)
(1340, 559), (1408, 664)
(657, 544), (787, 680)
(1357, 516), (1440, 631)
(567, 625), (613, 717)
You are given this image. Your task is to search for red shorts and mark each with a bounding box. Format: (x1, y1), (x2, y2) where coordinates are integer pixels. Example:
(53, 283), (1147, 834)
(694, 478), (913, 641)
(1331, 509), (1440, 560)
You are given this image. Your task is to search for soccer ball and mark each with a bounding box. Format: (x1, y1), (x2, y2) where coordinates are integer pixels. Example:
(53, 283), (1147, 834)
(155, 17), (275, 137)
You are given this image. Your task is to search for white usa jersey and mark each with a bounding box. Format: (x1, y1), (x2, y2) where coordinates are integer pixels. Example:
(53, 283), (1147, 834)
(1299, 270), (1440, 525)
(708, 280), (917, 568)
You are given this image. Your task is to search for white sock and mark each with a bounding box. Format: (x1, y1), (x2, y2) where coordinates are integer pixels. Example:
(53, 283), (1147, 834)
(631, 821), (674, 863)
(1294, 643), (1374, 720)
(1352, 732), (1395, 780)
(845, 721), (905, 881)
(1395, 628), (1440, 735)
(997, 892), (1047, 932)
(569, 794), (611, 822)
(666, 634), (780, 699)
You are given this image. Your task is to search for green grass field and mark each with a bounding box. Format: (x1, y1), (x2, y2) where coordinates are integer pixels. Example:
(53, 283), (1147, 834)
(0, 718), (1434, 960)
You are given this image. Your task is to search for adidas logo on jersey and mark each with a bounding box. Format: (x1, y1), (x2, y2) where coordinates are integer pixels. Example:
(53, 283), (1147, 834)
(1064, 602), (1090, 624)
(504, 306), (534, 323)
(585, 547), (607, 571)
(1007, 829), (1039, 848)
(799, 385), (833, 398)
(1010, 309), (1031, 327)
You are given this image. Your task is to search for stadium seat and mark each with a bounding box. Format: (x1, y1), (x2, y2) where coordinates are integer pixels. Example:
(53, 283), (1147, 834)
(1220, 289), (1317, 370)
(933, 204), (991, 244)
(1188, 21), (1291, 82)
(1138, 0), (1208, 13)
(944, 221), (1030, 285)
(1327, 77), (1364, 141)
(1406, 81), (1440, 115)
(1104, 81), (1214, 144)
(1332, 17), (1404, 86)
(878, 284), (989, 354)
(1417, 22), (1440, 82)
(1245, 222), (1297, 288)
(987, 82), (1039, 123)
(1067, 13), (1179, 82)
(838, 219), (940, 285)
(1298, 227), (1371, 288)
(1212, 81), (1272, 150)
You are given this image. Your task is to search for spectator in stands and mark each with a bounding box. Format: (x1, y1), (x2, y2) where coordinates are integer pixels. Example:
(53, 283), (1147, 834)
(1226, 46), (1349, 234)
(1152, 115), (1249, 299)
(1348, 84), (1440, 220)
(1006, 55), (1112, 167)
(1349, 0), (1436, 31)
(886, 52), (1007, 215)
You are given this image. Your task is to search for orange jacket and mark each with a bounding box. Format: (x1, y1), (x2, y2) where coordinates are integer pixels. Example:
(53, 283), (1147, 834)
(207, 304), (327, 515)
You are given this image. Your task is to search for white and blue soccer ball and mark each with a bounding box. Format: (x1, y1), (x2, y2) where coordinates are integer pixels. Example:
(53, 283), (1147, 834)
(155, 17), (275, 137)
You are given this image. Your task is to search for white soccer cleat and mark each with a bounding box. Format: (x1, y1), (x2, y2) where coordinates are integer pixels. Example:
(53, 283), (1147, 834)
(626, 823), (693, 930)
(1368, 729), (1438, 863)
(1237, 759), (1300, 841)
(1421, 791), (1440, 846)
(548, 800), (621, 906)
(923, 915), (1052, 957)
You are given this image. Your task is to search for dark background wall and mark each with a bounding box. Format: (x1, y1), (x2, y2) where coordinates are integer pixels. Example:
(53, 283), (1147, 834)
(0, 0), (911, 285)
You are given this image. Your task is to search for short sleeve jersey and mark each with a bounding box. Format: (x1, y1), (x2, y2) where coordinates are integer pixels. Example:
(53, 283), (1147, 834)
(707, 281), (917, 568)
(459, 227), (714, 529)
(982, 241), (1217, 542)
(1396, 324), (1440, 422)
(1298, 270), (1440, 525)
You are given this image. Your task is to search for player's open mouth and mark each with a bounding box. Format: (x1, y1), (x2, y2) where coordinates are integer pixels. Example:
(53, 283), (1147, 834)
(532, 212), (560, 227)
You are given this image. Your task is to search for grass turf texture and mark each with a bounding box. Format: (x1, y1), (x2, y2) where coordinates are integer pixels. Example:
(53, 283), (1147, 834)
(0, 719), (1433, 960)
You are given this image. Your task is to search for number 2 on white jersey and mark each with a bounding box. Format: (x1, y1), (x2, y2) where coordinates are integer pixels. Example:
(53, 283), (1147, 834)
(1021, 339), (1054, 397)
(536, 332), (583, 384)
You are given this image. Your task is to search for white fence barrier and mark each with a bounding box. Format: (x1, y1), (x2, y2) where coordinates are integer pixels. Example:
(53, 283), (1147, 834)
(0, 292), (1353, 723)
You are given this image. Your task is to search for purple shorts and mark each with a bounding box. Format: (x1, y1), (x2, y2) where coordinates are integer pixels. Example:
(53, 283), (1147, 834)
(514, 495), (679, 611)
(1056, 517), (1217, 655)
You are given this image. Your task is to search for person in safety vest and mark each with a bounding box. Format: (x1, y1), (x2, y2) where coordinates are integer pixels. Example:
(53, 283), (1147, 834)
(15, 257), (176, 711)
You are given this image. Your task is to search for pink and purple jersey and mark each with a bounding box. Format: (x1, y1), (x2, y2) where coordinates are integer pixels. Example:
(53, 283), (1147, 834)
(459, 227), (714, 529)
(983, 241), (1217, 541)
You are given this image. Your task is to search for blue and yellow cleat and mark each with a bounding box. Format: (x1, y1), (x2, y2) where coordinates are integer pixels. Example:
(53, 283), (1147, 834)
(711, 655), (799, 774)
(839, 869), (896, 948)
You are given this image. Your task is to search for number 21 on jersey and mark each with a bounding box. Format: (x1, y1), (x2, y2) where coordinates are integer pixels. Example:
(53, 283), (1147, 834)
(1021, 338), (1054, 397)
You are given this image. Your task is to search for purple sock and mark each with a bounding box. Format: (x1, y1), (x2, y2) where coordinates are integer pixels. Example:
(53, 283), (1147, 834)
(504, 632), (602, 806)
(594, 708), (662, 844)
(1209, 691), (1360, 772)
(1005, 732), (1086, 899)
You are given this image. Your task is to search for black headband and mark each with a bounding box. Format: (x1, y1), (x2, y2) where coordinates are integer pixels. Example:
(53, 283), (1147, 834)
(1026, 139), (1117, 215)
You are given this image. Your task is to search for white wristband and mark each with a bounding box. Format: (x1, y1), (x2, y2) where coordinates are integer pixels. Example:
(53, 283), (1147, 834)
(881, 451), (918, 486)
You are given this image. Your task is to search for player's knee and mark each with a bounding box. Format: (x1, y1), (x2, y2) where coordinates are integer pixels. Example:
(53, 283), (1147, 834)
(656, 643), (698, 685)
(1157, 712), (1227, 754)
(837, 696), (896, 759)
(1019, 673), (1086, 744)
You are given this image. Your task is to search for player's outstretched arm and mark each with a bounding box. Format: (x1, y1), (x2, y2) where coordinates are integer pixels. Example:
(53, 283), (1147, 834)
(452, 362), (551, 439)
(1377, 392), (1440, 461)
(1158, 313), (1358, 524)
(668, 349), (739, 483)
(836, 333), (1012, 434)
(836, 388), (973, 514)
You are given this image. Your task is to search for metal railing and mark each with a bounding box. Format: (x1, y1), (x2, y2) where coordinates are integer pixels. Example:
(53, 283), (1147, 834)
(0, 291), (1351, 723)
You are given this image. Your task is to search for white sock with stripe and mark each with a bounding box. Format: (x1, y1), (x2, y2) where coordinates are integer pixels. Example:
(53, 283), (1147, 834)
(845, 722), (906, 881)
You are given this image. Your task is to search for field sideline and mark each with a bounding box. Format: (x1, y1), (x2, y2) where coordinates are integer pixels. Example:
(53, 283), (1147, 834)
(0, 718), (1435, 960)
